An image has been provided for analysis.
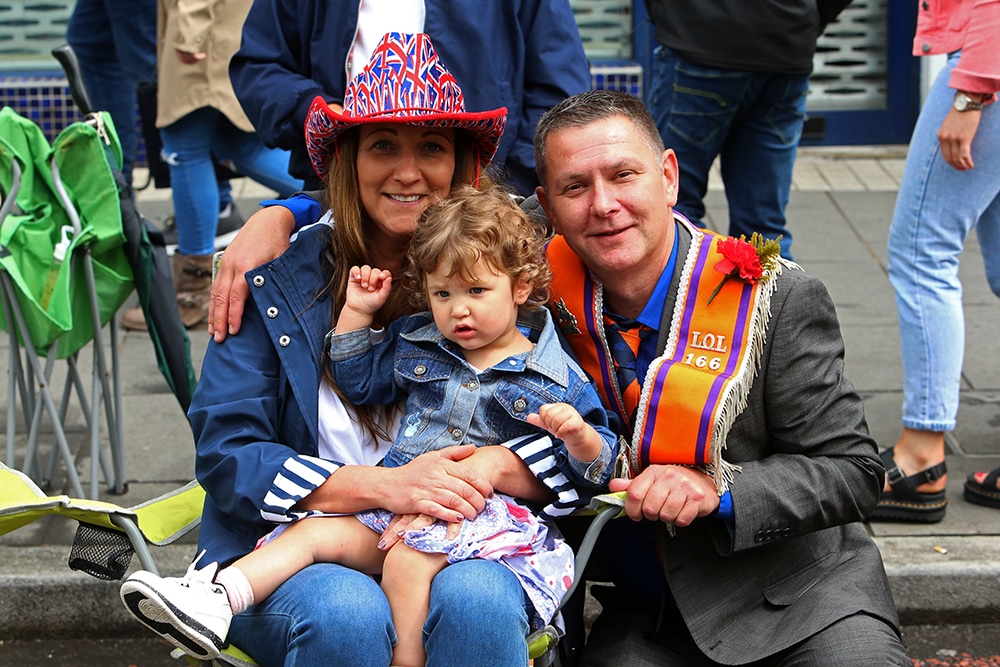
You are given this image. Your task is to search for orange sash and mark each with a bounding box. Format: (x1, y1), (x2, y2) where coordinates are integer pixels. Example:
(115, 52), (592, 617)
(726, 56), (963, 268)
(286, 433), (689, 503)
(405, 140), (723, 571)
(547, 221), (782, 493)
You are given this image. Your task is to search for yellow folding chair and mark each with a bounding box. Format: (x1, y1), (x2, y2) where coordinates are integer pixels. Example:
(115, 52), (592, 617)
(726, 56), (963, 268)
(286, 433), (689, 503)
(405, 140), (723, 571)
(0, 461), (260, 666)
(0, 459), (624, 666)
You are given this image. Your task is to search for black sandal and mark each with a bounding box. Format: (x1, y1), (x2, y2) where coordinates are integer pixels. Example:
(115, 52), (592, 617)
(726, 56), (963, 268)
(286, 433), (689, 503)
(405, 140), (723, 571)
(964, 467), (1000, 510)
(869, 447), (947, 523)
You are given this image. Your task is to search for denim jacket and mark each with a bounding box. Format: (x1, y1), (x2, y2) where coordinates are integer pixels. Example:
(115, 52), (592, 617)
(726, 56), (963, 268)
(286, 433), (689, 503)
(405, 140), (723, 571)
(327, 307), (618, 515)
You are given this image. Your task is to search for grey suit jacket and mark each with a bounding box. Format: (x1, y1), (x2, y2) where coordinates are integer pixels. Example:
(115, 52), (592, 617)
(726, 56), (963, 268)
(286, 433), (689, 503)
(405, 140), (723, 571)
(651, 222), (899, 663)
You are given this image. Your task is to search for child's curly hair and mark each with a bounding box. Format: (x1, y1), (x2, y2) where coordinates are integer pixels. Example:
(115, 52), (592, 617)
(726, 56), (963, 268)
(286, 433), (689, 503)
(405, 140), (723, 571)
(405, 184), (551, 310)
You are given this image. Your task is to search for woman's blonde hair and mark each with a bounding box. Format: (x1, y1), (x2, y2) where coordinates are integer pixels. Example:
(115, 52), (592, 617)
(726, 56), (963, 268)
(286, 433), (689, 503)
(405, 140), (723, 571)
(405, 184), (551, 311)
(320, 127), (488, 441)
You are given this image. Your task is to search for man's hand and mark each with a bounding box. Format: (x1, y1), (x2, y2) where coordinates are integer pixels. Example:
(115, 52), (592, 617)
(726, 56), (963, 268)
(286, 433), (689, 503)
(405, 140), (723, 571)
(938, 106), (982, 171)
(609, 464), (719, 527)
(208, 206), (295, 341)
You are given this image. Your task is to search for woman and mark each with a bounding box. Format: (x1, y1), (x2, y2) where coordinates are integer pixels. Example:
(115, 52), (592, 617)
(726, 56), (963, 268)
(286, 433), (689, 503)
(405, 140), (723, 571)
(124, 33), (546, 666)
(873, 0), (999, 522)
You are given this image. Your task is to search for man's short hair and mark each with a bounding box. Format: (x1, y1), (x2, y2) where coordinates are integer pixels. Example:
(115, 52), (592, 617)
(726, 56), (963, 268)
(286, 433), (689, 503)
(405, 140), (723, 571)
(534, 89), (666, 186)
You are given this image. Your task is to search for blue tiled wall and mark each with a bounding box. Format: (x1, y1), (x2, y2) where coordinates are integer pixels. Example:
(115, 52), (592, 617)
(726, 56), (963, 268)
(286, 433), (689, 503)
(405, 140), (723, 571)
(1, 75), (147, 163)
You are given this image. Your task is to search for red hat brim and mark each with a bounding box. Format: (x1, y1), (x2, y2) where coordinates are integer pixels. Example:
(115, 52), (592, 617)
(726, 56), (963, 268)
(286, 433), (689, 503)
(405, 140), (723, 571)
(305, 96), (507, 180)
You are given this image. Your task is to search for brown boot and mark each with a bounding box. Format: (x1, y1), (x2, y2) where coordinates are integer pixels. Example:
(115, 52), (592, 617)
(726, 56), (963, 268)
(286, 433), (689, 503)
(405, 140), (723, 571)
(172, 253), (214, 329)
(120, 306), (148, 331)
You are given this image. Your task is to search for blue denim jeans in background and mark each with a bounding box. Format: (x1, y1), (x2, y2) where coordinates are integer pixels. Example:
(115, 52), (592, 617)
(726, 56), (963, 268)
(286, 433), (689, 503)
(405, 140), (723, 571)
(160, 107), (303, 256)
(646, 45), (808, 260)
(66, 0), (157, 183)
(227, 560), (531, 666)
(887, 51), (1000, 433)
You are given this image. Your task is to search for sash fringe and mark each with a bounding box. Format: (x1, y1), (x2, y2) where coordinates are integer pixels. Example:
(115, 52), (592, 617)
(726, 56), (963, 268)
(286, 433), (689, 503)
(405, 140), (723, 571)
(703, 248), (794, 495)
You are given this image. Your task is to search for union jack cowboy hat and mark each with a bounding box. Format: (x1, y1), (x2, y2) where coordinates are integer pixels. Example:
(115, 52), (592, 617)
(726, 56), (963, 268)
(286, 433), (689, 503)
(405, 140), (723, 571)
(305, 32), (507, 180)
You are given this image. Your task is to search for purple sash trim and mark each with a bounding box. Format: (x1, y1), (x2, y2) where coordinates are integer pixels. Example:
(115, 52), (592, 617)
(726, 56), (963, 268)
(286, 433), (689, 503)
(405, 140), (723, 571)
(694, 279), (752, 462)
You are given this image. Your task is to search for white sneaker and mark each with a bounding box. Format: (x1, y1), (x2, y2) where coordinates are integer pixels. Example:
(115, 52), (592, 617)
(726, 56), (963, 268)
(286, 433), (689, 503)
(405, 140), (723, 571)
(120, 555), (233, 660)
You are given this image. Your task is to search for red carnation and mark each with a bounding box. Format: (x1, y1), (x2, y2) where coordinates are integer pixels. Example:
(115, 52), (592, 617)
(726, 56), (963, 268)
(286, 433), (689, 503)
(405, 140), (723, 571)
(715, 237), (763, 283)
(708, 236), (772, 305)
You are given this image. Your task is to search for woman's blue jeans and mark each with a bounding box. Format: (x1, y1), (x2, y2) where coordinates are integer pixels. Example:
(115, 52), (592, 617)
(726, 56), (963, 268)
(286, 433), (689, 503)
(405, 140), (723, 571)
(160, 107), (303, 256)
(227, 559), (531, 666)
(887, 52), (1000, 432)
(646, 45), (808, 260)
(65, 0), (157, 182)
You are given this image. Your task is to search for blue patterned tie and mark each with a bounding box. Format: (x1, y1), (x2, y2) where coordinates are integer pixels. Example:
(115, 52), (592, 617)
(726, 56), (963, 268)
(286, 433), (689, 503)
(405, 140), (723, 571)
(604, 316), (651, 407)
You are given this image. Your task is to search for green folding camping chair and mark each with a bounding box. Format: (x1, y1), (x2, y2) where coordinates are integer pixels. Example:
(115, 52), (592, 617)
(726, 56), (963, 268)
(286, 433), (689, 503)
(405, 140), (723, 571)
(0, 106), (133, 499)
(48, 43), (197, 415)
(0, 44), (199, 502)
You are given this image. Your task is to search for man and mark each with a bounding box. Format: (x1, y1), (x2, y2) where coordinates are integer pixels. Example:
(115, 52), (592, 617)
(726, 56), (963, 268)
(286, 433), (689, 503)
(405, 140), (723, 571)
(534, 89), (907, 666)
(644, 0), (853, 260)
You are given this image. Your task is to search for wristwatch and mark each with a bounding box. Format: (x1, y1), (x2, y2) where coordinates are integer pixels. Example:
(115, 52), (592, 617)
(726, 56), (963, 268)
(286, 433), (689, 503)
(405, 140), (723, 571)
(953, 91), (984, 112)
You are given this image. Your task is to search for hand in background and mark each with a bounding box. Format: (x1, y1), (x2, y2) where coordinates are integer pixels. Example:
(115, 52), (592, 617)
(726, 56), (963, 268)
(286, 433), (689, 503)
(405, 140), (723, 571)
(937, 106), (982, 171)
(175, 49), (206, 65)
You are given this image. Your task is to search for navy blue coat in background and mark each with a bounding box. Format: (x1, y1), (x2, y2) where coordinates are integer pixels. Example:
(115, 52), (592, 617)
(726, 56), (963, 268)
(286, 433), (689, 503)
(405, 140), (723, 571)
(229, 0), (591, 194)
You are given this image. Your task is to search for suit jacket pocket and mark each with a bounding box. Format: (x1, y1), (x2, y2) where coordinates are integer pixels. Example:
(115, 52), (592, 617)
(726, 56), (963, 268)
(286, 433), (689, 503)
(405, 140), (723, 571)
(762, 547), (861, 606)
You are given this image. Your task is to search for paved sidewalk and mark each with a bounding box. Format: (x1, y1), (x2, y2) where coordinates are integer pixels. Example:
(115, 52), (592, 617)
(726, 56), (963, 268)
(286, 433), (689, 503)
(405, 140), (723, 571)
(1, 150), (999, 642)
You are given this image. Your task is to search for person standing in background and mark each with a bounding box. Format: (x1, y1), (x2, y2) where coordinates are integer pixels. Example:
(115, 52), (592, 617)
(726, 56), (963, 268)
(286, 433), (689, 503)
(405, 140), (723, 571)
(643, 0), (853, 260)
(66, 0), (158, 186)
(228, 0), (590, 196)
(872, 0), (1000, 523)
(120, 0), (303, 332)
(66, 0), (258, 266)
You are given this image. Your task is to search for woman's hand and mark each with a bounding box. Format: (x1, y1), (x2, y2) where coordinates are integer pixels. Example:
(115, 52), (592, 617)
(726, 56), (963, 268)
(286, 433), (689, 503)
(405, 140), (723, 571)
(208, 206), (296, 341)
(380, 445), (495, 521)
(297, 446), (492, 521)
(378, 512), (463, 550)
(937, 106), (982, 171)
